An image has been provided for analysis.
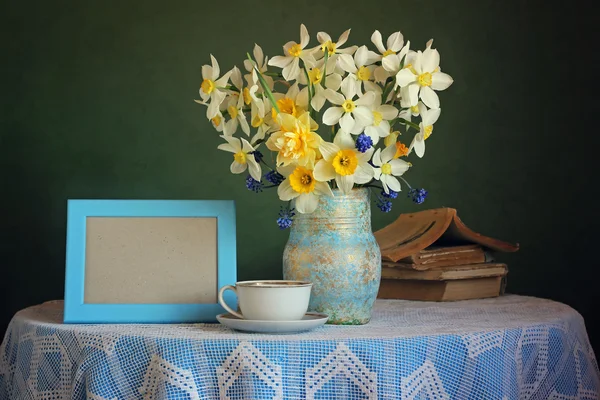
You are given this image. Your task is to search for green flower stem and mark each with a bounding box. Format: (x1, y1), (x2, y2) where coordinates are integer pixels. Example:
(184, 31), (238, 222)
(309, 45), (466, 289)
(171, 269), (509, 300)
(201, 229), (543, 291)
(322, 50), (329, 88)
(398, 118), (420, 131)
(247, 52), (279, 113)
(303, 66), (314, 117)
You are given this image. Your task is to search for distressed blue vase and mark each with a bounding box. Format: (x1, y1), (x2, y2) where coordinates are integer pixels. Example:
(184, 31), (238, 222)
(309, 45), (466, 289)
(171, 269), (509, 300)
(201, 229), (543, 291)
(283, 188), (381, 325)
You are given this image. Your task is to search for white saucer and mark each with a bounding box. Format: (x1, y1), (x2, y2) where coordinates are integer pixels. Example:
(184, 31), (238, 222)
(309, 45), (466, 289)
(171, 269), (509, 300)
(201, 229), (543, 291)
(216, 313), (329, 333)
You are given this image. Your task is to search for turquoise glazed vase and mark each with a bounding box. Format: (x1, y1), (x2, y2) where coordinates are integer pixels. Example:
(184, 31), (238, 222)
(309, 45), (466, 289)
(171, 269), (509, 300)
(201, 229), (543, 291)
(282, 188), (381, 325)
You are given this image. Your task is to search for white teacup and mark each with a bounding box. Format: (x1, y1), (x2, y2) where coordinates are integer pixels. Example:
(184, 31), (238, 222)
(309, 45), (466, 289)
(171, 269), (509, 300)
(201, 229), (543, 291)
(218, 280), (312, 321)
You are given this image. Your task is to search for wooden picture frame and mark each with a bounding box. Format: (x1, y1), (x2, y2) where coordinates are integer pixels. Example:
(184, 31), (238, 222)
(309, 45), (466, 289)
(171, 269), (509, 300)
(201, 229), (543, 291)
(64, 199), (237, 323)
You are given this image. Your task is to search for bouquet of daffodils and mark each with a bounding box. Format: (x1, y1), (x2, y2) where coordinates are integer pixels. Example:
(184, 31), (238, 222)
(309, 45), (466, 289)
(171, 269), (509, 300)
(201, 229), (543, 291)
(195, 24), (453, 228)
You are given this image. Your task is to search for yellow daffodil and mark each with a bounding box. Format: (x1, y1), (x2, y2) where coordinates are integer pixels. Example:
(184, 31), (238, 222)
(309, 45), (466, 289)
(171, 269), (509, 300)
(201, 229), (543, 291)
(313, 131), (374, 194)
(277, 164), (334, 213)
(268, 24), (316, 81)
(196, 55), (233, 119)
(217, 135), (261, 181)
(394, 40), (453, 109)
(372, 144), (411, 194)
(266, 112), (321, 168)
(323, 77), (376, 134)
(409, 102), (440, 157)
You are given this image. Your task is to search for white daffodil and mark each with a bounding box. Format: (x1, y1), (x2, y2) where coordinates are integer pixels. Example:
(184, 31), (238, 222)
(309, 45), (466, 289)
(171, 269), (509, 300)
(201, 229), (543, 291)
(243, 44), (274, 92)
(298, 59), (343, 111)
(223, 92), (250, 136)
(210, 111), (225, 133)
(337, 45), (381, 95)
(268, 24), (315, 81)
(197, 55), (233, 119)
(363, 95), (398, 144)
(381, 41), (411, 76)
(372, 144), (411, 194)
(371, 30), (405, 83)
(250, 97), (274, 145)
(313, 130), (374, 194)
(312, 29), (357, 71)
(323, 77), (376, 134)
(217, 135), (261, 181)
(277, 164), (334, 214)
(409, 102), (441, 158)
(394, 42), (453, 109)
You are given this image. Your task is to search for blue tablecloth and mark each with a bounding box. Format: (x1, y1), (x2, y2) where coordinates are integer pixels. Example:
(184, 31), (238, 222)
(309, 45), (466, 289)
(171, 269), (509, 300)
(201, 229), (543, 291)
(1, 295), (598, 399)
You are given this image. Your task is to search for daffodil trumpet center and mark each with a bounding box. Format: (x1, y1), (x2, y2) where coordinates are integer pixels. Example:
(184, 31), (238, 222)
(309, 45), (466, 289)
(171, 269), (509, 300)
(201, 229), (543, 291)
(382, 49), (395, 57)
(276, 98), (297, 117)
(321, 40), (336, 56)
(394, 142), (409, 158)
(410, 105), (419, 115)
(227, 105), (238, 119)
(201, 79), (215, 95)
(332, 150), (358, 176)
(289, 166), (316, 193)
(288, 43), (303, 57)
(417, 72), (433, 87)
(372, 111), (383, 126)
(342, 99), (355, 113)
(381, 163), (392, 175)
(356, 66), (371, 81)
(242, 87), (252, 105)
(234, 151), (247, 164)
(211, 115), (222, 127)
(424, 125), (433, 139)
(308, 68), (322, 85)
(251, 115), (264, 128)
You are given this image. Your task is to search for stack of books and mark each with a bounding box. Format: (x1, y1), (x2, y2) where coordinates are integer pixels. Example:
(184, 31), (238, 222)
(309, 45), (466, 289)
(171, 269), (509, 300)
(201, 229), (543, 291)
(374, 208), (519, 302)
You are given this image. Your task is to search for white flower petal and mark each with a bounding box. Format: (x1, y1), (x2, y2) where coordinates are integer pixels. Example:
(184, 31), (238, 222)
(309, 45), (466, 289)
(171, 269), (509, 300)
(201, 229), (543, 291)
(431, 72), (454, 91)
(339, 112), (355, 132)
(247, 159), (262, 181)
(364, 81), (382, 94)
(372, 148), (383, 166)
(354, 164), (374, 184)
(381, 143), (397, 163)
(324, 88), (345, 105)
(335, 174), (354, 194)
(425, 107), (441, 125)
(319, 141), (340, 161)
(253, 44), (264, 67)
(338, 53), (358, 73)
(239, 115), (250, 136)
(379, 105), (398, 120)
(341, 76), (357, 99)
(217, 143), (236, 153)
(268, 55), (293, 69)
(334, 130), (355, 149)
(387, 31), (404, 52)
(314, 159), (337, 182)
(311, 91), (327, 111)
(372, 167), (381, 180)
(413, 51), (423, 74)
(390, 159), (410, 176)
(317, 31), (332, 44)
(210, 54), (220, 80)
(371, 30), (386, 54)
(385, 175), (401, 192)
(354, 45), (369, 67)
(325, 73), (342, 91)
(230, 160), (247, 174)
(409, 132), (425, 158)
(300, 24), (310, 48)
(373, 66), (389, 84)
(337, 29), (351, 47)
(382, 54), (400, 73)
(395, 68), (416, 88)
(352, 106), (374, 126)
(364, 126), (380, 145)
(323, 106), (344, 126)
(380, 175), (390, 194)
(202, 65), (212, 80)
(282, 57), (301, 81)
(230, 66), (243, 90)
(407, 83), (420, 106)
(278, 178), (300, 201)
(296, 193), (319, 213)
(314, 181), (334, 197)
(420, 86), (440, 109)
(422, 48), (440, 73)
(355, 92), (376, 107)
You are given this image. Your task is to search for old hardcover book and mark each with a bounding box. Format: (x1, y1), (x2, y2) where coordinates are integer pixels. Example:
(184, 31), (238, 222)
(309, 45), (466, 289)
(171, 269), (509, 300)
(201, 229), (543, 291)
(394, 244), (487, 270)
(377, 276), (504, 301)
(381, 262), (507, 280)
(374, 208), (519, 263)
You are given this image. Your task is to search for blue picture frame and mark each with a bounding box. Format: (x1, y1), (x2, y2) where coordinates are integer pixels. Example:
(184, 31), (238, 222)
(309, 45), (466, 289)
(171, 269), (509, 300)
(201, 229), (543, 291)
(64, 199), (237, 323)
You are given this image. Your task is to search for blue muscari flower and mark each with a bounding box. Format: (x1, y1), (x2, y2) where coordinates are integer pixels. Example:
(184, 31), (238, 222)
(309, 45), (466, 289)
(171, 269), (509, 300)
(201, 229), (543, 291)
(250, 150), (263, 163)
(355, 133), (373, 153)
(277, 207), (295, 229)
(245, 175), (263, 193)
(376, 196), (393, 213)
(381, 189), (398, 199)
(265, 170), (285, 185)
(408, 188), (428, 204)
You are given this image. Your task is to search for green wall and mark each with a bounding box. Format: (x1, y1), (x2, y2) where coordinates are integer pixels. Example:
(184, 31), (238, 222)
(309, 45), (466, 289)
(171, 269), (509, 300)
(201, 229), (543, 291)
(2, 0), (597, 351)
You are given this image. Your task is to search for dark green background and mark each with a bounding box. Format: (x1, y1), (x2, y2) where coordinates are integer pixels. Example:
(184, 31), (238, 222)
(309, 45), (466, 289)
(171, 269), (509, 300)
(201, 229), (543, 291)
(1, 0), (596, 352)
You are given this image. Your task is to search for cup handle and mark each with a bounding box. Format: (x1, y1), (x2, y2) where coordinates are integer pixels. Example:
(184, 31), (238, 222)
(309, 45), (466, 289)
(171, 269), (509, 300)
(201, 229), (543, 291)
(218, 285), (244, 319)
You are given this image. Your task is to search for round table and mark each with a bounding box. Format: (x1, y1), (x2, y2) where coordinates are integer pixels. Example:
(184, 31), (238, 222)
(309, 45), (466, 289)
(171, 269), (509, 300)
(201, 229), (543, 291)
(0, 296), (598, 400)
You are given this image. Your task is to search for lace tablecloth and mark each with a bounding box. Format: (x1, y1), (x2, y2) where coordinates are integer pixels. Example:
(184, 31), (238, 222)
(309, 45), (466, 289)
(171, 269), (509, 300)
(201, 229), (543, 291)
(0, 295), (598, 400)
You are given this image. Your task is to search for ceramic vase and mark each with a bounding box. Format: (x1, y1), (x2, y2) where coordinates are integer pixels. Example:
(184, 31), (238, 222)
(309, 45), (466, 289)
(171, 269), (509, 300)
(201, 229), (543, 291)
(282, 188), (381, 325)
